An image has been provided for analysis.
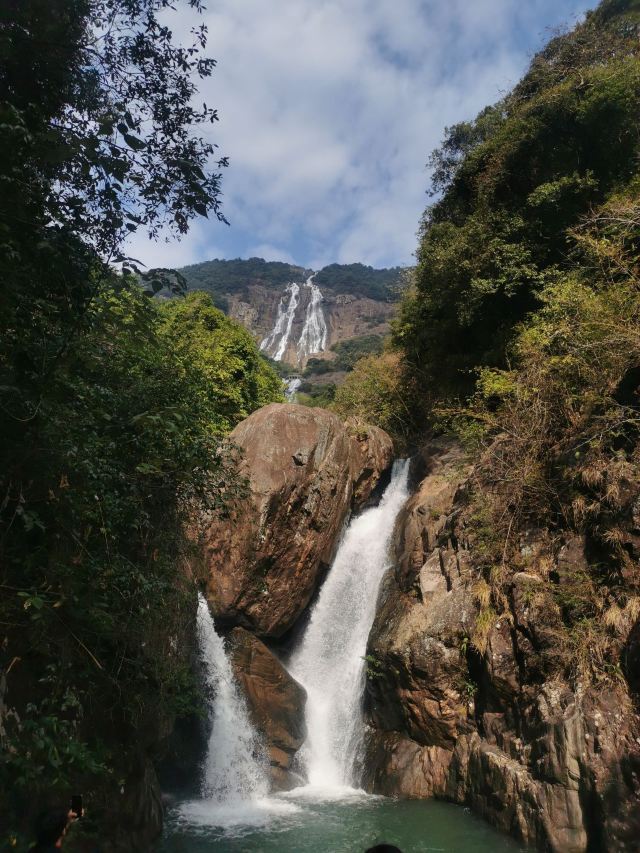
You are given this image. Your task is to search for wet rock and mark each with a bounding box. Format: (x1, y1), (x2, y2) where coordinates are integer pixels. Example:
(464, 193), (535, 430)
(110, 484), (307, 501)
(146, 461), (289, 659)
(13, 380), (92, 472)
(199, 403), (392, 637)
(393, 440), (470, 592)
(229, 627), (306, 791)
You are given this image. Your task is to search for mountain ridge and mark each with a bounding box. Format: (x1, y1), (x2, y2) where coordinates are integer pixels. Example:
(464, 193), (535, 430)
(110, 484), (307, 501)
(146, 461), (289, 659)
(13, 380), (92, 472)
(179, 257), (406, 369)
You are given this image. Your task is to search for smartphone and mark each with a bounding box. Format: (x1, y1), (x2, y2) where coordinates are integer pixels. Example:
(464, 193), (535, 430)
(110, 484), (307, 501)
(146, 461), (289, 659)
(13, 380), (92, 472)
(70, 794), (83, 818)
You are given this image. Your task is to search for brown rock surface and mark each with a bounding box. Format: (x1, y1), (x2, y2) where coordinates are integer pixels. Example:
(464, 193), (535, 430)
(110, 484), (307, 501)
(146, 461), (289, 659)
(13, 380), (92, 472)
(364, 441), (640, 852)
(201, 403), (393, 637)
(227, 284), (395, 368)
(229, 628), (306, 790)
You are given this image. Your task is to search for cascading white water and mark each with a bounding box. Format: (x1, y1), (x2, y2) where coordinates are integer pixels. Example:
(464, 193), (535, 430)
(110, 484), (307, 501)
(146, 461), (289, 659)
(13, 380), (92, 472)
(196, 593), (268, 803)
(259, 274), (327, 364)
(297, 275), (328, 360)
(259, 282), (300, 361)
(284, 376), (302, 401)
(288, 460), (410, 790)
(177, 596), (300, 828)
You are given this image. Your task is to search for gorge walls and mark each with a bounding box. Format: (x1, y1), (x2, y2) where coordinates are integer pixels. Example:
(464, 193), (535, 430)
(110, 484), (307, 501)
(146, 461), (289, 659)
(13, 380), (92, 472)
(362, 441), (640, 852)
(185, 404), (639, 852)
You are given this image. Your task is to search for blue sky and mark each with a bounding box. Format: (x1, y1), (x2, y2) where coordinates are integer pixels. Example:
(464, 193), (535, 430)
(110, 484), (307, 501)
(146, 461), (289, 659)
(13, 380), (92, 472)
(127, 0), (595, 272)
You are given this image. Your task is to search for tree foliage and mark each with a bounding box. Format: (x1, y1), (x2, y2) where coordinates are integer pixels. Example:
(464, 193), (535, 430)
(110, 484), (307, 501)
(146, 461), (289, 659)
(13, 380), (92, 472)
(395, 0), (640, 395)
(332, 352), (414, 446)
(180, 258), (405, 304)
(0, 0), (227, 260)
(0, 2), (281, 848)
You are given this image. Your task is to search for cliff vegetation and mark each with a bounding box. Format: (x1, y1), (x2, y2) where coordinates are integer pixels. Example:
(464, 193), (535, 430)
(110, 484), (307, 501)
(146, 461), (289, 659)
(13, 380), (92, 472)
(339, 0), (640, 686)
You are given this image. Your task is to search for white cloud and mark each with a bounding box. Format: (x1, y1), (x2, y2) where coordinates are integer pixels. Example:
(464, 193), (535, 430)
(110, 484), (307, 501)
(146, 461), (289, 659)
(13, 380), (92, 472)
(248, 243), (297, 264)
(129, 0), (594, 271)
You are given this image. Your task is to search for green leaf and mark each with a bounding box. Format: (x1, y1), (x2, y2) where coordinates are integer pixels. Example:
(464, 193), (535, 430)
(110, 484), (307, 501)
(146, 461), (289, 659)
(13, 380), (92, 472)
(122, 133), (146, 152)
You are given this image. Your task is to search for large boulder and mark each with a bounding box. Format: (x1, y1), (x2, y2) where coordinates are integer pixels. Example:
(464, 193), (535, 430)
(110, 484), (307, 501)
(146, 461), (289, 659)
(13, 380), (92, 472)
(200, 403), (393, 637)
(229, 628), (306, 790)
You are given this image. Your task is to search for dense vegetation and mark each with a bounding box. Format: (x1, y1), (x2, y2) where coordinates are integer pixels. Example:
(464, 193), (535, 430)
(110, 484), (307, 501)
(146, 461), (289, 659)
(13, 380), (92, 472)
(396, 0), (640, 396)
(303, 334), (384, 378)
(314, 263), (404, 301)
(180, 258), (310, 304)
(0, 3), (281, 849)
(333, 352), (412, 442)
(180, 258), (404, 303)
(338, 0), (640, 680)
(296, 381), (338, 408)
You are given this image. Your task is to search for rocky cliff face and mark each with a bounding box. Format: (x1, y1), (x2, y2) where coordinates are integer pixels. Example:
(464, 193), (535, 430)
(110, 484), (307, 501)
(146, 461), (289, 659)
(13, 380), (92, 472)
(179, 259), (401, 369)
(227, 285), (394, 368)
(198, 403), (393, 637)
(363, 441), (640, 852)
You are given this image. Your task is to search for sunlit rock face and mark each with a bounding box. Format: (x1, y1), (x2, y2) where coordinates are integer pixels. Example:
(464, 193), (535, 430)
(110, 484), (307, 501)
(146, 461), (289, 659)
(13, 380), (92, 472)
(362, 441), (640, 853)
(180, 259), (400, 369)
(198, 402), (393, 638)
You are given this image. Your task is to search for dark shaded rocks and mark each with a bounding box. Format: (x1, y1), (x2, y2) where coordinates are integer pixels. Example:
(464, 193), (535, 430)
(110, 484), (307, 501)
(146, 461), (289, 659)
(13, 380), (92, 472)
(363, 441), (640, 853)
(362, 731), (453, 798)
(199, 403), (393, 637)
(229, 627), (306, 790)
(108, 758), (164, 852)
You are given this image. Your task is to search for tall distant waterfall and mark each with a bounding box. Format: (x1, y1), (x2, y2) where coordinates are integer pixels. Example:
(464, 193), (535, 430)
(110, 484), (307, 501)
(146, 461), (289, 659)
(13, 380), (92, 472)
(259, 283), (300, 361)
(196, 594), (268, 804)
(297, 275), (327, 360)
(289, 460), (411, 789)
(259, 275), (327, 363)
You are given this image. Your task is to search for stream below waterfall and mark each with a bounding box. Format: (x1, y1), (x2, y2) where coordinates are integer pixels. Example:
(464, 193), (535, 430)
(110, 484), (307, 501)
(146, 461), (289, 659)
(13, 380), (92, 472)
(160, 464), (525, 853)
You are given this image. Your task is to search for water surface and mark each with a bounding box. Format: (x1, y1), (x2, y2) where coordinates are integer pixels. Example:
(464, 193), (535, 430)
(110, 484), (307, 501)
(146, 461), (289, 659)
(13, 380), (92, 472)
(160, 789), (525, 853)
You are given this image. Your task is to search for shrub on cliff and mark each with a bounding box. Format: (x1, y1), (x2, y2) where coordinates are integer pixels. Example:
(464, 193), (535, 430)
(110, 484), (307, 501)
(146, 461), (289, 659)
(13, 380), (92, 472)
(395, 0), (640, 683)
(463, 195), (640, 677)
(395, 0), (640, 396)
(332, 352), (416, 446)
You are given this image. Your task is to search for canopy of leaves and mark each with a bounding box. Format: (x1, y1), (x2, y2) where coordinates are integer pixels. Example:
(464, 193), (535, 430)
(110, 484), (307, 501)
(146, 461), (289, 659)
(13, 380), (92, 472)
(159, 292), (284, 431)
(330, 334), (385, 371)
(0, 0), (227, 262)
(0, 2), (283, 847)
(395, 0), (640, 395)
(0, 280), (282, 847)
(332, 352), (413, 446)
(303, 335), (385, 379)
(180, 257), (310, 300)
(314, 263), (405, 301)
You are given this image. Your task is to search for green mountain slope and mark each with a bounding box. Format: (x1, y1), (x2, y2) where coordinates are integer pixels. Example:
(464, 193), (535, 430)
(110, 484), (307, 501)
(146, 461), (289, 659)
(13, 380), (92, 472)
(180, 257), (405, 304)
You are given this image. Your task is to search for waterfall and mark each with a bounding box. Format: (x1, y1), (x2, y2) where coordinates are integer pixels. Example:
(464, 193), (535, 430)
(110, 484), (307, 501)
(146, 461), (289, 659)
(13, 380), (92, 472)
(259, 274), (328, 364)
(288, 460), (410, 790)
(284, 376), (302, 401)
(196, 594), (268, 804)
(297, 275), (328, 360)
(259, 282), (300, 361)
